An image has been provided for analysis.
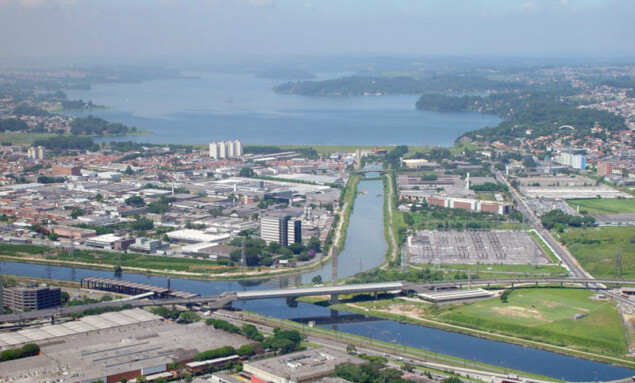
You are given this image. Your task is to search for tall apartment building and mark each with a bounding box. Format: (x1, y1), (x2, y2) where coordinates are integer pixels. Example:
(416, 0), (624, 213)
(260, 212), (302, 246)
(209, 140), (243, 159)
(556, 151), (586, 170)
(597, 161), (613, 177)
(2, 285), (62, 311)
(27, 146), (46, 161)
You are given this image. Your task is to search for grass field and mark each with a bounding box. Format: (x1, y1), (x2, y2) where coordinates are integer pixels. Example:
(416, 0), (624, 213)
(566, 198), (635, 214)
(0, 132), (58, 145)
(560, 226), (635, 279)
(433, 288), (628, 355)
(339, 288), (628, 357)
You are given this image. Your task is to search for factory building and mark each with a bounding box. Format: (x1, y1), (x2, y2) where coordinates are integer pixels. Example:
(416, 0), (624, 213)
(0, 309), (251, 383)
(243, 347), (365, 383)
(210, 140), (244, 159)
(2, 285), (61, 311)
(260, 212), (302, 246)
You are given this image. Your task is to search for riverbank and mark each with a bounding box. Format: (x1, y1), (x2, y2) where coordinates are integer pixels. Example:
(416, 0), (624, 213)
(381, 173), (399, 268)
(306, 292), (635, 369)
(0, 131), (152, 145)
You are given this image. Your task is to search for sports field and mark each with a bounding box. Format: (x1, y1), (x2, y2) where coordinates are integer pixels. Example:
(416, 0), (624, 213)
(433, 288), (627, 355)
(566, 198), (635, 214)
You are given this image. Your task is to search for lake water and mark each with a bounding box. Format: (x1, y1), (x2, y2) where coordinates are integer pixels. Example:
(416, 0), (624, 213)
(63, 72), (501, 146)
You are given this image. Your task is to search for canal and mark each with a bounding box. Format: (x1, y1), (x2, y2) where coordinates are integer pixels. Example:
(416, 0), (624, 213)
(0, 174), (633, 381)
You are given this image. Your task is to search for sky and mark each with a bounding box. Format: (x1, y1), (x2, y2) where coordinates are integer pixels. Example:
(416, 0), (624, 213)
(0, 0), (634, 63)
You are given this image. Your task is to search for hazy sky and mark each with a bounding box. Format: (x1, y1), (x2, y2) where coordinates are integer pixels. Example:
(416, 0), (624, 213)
(0, 0), (633, 62)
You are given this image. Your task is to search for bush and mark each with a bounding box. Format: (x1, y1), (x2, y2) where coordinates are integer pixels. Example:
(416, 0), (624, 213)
(194, 346), (236, 361)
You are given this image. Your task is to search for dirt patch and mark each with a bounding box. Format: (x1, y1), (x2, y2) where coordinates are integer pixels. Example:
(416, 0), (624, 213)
(492, 306), (549, 322)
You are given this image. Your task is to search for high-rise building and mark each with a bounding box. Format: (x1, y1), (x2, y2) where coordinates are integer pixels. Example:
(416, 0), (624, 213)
(260, 212), (302, 246)
(209, 140), (243, 159)
(0, 275), (3, 312)
(2, 285), (62, 311)
(597, 161), (613, 177)
(556, 151), (586, 170)
(27, 146), (46, 161)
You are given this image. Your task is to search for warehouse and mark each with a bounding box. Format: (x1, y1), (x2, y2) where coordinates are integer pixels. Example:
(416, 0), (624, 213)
(0, 309), (251, 383)
(243, 347), (364, 383)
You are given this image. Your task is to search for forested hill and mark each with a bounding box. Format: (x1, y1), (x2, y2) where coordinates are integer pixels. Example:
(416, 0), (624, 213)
(273, 75), (520, 96)
(414, 92), (626, 143)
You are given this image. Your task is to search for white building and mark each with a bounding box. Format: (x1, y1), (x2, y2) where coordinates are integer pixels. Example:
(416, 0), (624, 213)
(27, 146), (46, 161)
(209, 140), (244, 159)
(260, 212), (302, 246)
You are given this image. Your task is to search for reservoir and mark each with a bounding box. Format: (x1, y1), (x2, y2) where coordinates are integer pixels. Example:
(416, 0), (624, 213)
(1, 175), (633, 380)
(62, 72), (502, 147)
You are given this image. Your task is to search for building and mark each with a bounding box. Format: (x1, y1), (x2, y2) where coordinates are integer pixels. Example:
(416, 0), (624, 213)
(555, 151), (586, 170)
(260, 212), (302, 246)
(51, 165), (82, 176)
(210, 140), (244, 159)
(2, 285), (61, 311)
(597, 161), (613, 177)
(0, 275), (3, 312)
(0, 309), (251, 383)
(129, 237), (164, 253)
(27, 146), (46, 161)
(85, 234), (134, 250)
(50, 224), (97, 239)
(243, 347), (365, 383)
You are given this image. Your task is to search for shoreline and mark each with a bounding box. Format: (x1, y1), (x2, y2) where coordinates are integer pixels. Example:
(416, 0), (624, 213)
(314, 297), (635, 369)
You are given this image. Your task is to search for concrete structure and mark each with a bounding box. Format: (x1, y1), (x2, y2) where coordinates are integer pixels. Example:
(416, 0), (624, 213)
(2, 285), (61, 311)
(80, 277), (199, 299)
(51, 165), (82, 176)
(243, 347), (365, 383)
(128, 237), (163, 253)
(167, 229), (231, 244)
(27, 146), (46, 161)
(417, 288), (495, 304)
(400, 195), (512, 215)
(84, 234), (133, 250)
(597, 161), (613, 177)
(210, 140), (243, 159)
(406, 230), (548, 265)
(260, 212), (302, 246)
(50, 224), (96, 239)
(0, 309), (250, 383)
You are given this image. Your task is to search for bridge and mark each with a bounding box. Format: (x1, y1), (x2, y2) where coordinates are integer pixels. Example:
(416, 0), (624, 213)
(2, 278), (634, 323)
(353, 169), (393, 175)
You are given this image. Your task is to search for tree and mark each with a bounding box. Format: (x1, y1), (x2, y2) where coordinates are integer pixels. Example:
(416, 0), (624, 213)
(307, 237), (321, 252)
(346, 344), (357, 354)
(236, 344), (256, 357)
(125, 195), (145, 207)
(177, 311), (200, 324)
(239, 167), (254, 177)
(311, 275), (323, 285)
(125, 165), (134, 175)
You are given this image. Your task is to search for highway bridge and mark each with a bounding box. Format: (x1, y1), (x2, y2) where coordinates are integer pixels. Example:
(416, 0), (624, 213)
(1, 278), (634, 323)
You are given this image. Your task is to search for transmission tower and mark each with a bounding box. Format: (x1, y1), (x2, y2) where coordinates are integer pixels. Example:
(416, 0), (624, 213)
(615, 248), (623, 279)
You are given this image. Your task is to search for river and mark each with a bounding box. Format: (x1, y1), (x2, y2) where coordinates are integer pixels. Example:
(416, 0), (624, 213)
(0, 174), (633, 380)
(62, 72), (502, 146)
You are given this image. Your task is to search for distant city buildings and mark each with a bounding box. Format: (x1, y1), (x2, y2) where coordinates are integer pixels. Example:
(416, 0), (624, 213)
(597, 161), (613, 177)
(209, 140), (243, 159)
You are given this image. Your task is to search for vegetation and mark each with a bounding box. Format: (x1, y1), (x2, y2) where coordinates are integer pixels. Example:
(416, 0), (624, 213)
(335, 358), (417, 383)
(566, 198), (635, 215)
(274, 74), (519, 96)
(32, 135), (96, 151)
(540, 209), (595, 230)
(426, 288), (628, 356)
(0, 343), (40, 362)
(70, 115), (137, 135)
(194, 346), (237, 361)
(560, 227), (635, 279)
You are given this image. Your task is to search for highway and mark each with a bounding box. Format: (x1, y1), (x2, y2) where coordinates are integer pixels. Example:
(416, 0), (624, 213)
(2, 277), (635, 323)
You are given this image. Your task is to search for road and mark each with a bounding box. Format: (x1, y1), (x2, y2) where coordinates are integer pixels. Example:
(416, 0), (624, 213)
(495, 170), (630, 305)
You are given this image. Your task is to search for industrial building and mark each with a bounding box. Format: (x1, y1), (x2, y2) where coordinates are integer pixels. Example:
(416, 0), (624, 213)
(260, 211), (302, 246)
(210, 140), (244, 159)
(0, 309), (251, 383)
(400, 195), (512, 215)
(2, 285), (61, 311)
(243, 347), (365, 383)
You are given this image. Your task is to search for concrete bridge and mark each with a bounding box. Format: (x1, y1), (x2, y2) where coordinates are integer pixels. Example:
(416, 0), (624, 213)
(2, 278), (634, 323)
(353, 169), (393, 175)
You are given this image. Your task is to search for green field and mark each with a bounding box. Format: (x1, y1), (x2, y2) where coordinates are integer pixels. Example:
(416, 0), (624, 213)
(432, 288), (628, 355)
(560, 226), (635, 279)
(566, 198), (635, 214)
(0, 132), (58, 145)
